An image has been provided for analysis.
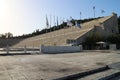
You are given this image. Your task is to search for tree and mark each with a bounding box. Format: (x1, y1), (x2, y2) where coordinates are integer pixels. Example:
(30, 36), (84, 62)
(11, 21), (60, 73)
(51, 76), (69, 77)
(5, 32), (13, 38)
(84, 32), (105, 45)
(107, 34), (120, 44)
(0, 34), (6, 39)
(0, 32), (13, 39)
(118, 16), (120, 32)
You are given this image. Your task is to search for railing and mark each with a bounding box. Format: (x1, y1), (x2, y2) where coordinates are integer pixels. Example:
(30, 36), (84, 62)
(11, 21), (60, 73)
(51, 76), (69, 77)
(0, 47), (40, 55)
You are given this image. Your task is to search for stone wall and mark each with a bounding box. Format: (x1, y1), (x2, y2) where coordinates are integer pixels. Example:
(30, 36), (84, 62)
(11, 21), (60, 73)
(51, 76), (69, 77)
(103, 13), (119, 35)
(76, 28), (94, 45)
(76, 13), (119, 45)
(40, 45), (83, 53)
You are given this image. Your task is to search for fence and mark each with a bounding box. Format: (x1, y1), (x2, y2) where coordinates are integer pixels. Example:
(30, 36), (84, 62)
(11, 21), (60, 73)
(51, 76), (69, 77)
(0, 45), (83, 55)
(0, 46), (40, 55)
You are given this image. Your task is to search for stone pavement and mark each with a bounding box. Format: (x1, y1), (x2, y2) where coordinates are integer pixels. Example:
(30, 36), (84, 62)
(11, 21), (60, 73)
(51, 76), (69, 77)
(109, 62), (120, 70)
(0, 51), (119, 80)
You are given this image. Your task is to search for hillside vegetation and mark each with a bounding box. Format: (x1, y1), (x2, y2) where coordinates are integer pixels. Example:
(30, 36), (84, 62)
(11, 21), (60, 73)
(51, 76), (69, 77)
(10, 17), (102, 39)
(16, 16), (119, 39)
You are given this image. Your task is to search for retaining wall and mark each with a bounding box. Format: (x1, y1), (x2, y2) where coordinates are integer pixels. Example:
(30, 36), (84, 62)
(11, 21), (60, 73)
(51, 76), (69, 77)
(40, 45), (83, 53)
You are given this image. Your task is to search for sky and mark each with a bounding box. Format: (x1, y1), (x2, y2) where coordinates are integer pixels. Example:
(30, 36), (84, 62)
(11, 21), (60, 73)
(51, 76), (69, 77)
(0, 0), (120, 36)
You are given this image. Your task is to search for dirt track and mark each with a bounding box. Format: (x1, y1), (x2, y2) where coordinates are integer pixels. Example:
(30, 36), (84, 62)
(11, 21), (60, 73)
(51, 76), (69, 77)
(0, 51), (120, 80)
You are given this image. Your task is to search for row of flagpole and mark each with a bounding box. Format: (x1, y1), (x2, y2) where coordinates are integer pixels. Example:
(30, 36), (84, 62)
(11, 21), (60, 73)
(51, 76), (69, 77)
(44, 6), (105, 46)
(93, 6), (105, 18)
(80, 6), (105, 19)
(45, 14), (74, 45)
(45, 6), (105, 32)
(46, 15), (64, 30)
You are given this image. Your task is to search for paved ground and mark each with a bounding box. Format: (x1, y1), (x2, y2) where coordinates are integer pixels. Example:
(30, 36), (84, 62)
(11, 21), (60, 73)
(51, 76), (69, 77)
(0, 50), (120, 80)
(79, 69), (120, 80)
(110, 75), (120, 80)
(109, 62), (120, 70)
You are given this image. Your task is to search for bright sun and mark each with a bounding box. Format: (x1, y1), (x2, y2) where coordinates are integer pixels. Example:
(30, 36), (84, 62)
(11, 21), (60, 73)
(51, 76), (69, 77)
(0, 0), (15, 33)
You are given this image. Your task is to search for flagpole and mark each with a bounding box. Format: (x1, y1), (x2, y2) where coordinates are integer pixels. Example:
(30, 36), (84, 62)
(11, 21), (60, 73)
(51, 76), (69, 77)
(93, 6), (95, 18)
(59, 17), (61, 34)
(57, 16), (58, 28)
(45, 14), (49, 46)
(101, 9), (105, 16)
(53, 15), (55, 46)
(80, 12), (82, 20)
(50, 14), (52, 32)
(46, 15), (49, 33)
(54, 15), (55, 30)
